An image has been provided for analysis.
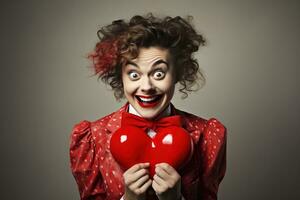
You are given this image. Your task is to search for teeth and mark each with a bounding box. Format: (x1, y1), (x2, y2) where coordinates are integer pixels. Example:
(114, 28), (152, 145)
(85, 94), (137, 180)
(139, 96), (157, 102)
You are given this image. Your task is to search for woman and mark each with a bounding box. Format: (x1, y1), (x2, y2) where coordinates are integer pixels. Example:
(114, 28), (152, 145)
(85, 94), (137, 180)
(70, 13), (227, 200)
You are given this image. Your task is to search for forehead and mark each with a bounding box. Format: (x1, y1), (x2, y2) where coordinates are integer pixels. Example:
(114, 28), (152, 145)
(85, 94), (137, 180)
(131, 47), (171, 63)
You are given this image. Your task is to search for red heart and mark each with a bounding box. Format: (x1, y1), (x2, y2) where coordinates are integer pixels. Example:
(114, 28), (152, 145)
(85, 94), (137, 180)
(110, 126), (193, 177)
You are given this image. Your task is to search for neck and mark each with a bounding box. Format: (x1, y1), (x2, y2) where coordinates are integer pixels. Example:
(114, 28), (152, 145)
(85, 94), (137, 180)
(128, 104), (171, 120)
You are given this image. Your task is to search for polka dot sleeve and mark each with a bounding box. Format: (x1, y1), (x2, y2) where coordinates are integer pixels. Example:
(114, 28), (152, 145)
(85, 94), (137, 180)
(199, 118), (227, 200)
(69, 120), (106, 200)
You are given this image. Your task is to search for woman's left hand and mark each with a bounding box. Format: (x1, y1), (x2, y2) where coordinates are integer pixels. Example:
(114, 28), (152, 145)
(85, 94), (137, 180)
(152, 163), (182, 200)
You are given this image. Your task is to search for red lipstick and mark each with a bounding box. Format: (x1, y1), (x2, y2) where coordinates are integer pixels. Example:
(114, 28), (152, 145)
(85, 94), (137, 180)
(135, 95), (163, 108)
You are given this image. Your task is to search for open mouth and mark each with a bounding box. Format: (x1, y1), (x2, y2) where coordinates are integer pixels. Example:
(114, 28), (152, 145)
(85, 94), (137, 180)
(135, 95), (163, 108)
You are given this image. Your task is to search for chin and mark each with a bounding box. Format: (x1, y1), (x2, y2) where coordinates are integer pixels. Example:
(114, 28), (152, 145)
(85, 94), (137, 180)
(140, 113), (158, 120)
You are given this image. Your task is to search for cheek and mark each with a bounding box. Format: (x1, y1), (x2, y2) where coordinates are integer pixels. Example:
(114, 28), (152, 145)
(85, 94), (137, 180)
(123, 79), (138, 95)
(156, 82), (175, 96)
(155, 76), (175, 93)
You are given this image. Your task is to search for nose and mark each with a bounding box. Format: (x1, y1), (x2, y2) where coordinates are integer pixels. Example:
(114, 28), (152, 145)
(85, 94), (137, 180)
(140, 76), (155, 93)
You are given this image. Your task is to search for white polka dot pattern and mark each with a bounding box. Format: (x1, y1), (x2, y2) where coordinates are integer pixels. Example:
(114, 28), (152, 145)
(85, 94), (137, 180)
(69, 103), (227, 200)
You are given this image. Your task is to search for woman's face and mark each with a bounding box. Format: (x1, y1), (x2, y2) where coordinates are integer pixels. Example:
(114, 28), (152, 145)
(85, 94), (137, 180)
(122, 46), (176, 120)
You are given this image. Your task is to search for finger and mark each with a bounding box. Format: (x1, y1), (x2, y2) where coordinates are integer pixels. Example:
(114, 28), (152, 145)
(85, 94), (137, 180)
(127, 163), (150, 174)
(139, 179), (152, 193)
(152, 180), (160, 193)
(124, 163), (149, 182)
(125, 168), (149, 185)
(155, 165), (170, 180)
(153, 174), (167, 187)
(134, 167), (149, 179)
(152, 178), (166, 195)
(156, 163), (176, 175)
(130, 174), (150, 189)
(155, 165), (180, 188)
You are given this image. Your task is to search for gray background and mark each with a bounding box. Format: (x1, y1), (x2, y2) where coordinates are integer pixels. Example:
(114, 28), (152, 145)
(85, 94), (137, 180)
(1, 0), (300, 199)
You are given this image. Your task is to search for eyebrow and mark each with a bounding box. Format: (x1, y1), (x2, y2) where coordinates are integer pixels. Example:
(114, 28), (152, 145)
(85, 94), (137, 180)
(125, 59), (169, 69)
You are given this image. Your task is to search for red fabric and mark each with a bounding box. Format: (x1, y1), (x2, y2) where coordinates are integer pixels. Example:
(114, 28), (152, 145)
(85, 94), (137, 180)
(121, 111), (182, 132)
(69, 102), (227, 200)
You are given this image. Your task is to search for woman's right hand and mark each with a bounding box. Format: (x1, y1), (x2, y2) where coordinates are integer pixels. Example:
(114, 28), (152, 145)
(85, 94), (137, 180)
(123, 163), (152, 200)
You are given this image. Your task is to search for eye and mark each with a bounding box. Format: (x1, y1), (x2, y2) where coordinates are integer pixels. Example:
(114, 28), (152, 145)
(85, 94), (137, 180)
(128, 71), (140, 80)
(153, 70), (165, 80)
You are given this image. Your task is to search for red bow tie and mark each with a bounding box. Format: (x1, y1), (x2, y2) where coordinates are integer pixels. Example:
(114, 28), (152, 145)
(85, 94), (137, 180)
(121, 111), (182, 132)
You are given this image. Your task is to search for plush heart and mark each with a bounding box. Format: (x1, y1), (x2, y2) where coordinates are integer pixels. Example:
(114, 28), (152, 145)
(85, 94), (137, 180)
(110, 126), (193, 177)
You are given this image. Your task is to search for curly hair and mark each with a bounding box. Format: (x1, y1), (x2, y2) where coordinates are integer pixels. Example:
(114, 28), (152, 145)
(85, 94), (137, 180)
(88, 13), (206, 100)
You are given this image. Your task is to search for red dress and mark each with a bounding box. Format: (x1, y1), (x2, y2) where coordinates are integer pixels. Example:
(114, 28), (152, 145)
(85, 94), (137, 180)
(69, 102), (227, 200)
